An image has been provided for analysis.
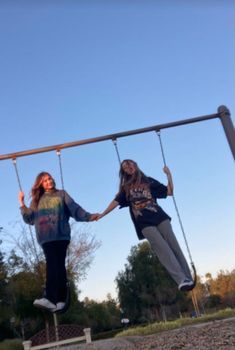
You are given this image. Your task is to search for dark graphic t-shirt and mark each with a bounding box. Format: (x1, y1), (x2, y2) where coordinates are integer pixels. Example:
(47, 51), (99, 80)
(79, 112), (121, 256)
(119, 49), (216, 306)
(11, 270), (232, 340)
(115, 177), (171, 240)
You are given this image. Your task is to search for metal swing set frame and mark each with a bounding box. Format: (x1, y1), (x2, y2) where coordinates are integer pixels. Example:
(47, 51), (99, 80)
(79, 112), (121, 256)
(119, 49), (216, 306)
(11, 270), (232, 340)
(0, 105), (234, 162)
(0, 105), (234, 317)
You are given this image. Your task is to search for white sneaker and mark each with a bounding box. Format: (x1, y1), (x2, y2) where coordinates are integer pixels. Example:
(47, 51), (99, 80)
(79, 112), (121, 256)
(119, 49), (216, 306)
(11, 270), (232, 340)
(178, 280), (194, 292)
(33, 298), (56, 311)
(56, 302), (66, 311)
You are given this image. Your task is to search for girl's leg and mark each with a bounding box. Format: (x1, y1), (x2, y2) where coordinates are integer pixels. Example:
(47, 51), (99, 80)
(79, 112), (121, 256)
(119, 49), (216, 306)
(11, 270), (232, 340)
(42, 241), (58, 304)
(142, 224), (189, 285)
(56, 240), (69, 303)
(157, 220), (192, 280)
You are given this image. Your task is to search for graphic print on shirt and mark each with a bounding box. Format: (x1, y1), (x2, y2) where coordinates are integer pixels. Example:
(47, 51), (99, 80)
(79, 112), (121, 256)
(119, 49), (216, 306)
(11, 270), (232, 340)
(37, 196), (62, 235)
(129, 182), (158, 219)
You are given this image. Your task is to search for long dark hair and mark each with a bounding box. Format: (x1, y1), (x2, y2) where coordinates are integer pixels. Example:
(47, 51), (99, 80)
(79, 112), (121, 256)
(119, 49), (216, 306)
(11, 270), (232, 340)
(118, 159), (149, 199)
(31, 172), (56, 209)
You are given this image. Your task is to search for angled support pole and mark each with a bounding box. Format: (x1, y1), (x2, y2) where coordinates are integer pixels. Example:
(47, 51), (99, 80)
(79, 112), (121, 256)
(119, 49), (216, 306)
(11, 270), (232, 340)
(218, 105), (235, 161)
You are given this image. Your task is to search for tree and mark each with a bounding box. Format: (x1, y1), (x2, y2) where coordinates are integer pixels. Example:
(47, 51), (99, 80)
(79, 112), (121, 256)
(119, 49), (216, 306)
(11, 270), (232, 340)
(0, 249), (13, 340)
(83, 296), (121, 333)
(115, 241), (188, 324)
(205, 269), (235, 308)
(67, 222), (101, 283)
(0, 250), (8, 303)
(0, 222), (101, 339)
(4, 221), (101, 284)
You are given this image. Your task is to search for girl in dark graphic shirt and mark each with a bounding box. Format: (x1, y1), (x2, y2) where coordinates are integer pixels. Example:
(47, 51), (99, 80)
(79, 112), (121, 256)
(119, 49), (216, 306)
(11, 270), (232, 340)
(97, 159), (194, 292)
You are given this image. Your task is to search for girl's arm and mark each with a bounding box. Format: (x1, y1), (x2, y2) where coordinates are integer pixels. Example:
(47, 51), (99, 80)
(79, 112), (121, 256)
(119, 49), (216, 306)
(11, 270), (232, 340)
(98, 200), (119, 219)
(18, 191), (35, 225)
(19, 191), (25, 207)
(163, 166), (174, 196)
(63, 190), (98, 222)
(63, 190), (92, 222)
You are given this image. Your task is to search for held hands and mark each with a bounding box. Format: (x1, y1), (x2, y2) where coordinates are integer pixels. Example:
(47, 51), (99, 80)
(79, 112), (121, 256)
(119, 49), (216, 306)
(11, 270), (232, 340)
(89, 213), (99, 221)
(89, 200), (118, 222)
(89, 213), (104, 221)
(18, 191), (25, 207)
(96, 213), (105, 221)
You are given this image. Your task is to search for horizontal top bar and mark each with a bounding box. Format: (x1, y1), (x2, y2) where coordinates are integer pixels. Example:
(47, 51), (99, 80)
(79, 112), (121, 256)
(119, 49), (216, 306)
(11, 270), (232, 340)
(0, 112), (220, 161)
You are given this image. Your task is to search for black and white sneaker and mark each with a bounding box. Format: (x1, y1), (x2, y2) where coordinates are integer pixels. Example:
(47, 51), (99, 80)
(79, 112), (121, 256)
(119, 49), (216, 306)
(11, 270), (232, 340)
(33, 298), (56, 312)
(178, 280), (194, 292)
(55, 302), (66, 312)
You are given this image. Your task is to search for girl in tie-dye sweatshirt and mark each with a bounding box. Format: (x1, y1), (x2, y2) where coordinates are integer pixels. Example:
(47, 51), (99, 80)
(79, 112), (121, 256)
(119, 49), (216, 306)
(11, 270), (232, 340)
(19, 171), (98, 312)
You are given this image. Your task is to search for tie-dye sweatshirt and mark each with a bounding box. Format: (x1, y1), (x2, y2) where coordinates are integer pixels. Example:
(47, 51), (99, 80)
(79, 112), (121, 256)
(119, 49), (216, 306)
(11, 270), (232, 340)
(20, 189), (91, 246)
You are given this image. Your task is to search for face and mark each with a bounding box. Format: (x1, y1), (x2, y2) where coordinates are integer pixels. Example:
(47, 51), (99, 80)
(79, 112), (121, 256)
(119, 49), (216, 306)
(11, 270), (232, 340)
(121, 161), (137, 175)
(41, 174), (55, 192)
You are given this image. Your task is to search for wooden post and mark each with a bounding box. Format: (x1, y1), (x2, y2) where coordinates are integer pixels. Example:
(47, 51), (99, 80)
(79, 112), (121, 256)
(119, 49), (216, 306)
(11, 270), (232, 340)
(22, 340), (31, 350)
(191, 290), (200, 317)
(83, 328), (92, 343)
(53, 313), (59, 346)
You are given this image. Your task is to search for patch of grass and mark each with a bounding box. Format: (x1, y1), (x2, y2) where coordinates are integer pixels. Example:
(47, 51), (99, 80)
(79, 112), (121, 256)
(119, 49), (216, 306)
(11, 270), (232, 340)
(115, 308), (235, 337)
(92, 328), (124, 340)
(0, 339), (23, 350)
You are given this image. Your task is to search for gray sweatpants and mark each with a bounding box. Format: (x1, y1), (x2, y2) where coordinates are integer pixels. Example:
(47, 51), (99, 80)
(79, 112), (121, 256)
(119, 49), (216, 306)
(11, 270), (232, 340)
(142, 219), (192, 285)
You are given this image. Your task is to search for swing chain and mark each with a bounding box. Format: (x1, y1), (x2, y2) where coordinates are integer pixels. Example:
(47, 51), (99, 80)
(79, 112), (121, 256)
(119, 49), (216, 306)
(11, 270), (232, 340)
(12, 157), (42, 274)
(112, 138), (121, 165)
(12, 158), (23, 192)
(156, 130), (167, 167)
(56, 149), (65, 190)
(155, 130), (194, 266)
(56, 149), (71, 273)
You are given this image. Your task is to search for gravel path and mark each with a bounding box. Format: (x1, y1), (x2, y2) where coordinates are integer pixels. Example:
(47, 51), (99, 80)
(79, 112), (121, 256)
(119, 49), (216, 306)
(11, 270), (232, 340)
(131, 318), (235, 350)
(60, 317), (235, 350)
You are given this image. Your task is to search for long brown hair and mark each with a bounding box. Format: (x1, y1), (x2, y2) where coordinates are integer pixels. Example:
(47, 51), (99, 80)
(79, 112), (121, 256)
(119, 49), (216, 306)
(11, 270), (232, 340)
(118, 159), (149, 199)
(31, 172), (56, 209)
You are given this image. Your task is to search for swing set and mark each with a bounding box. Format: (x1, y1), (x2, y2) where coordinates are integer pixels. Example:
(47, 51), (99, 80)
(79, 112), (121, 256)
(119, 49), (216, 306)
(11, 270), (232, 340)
(0, 105), (234, 316)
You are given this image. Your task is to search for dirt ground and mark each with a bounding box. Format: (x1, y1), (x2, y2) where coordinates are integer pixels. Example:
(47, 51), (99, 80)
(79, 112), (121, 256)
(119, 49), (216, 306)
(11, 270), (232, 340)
(71, 317), (235, 350)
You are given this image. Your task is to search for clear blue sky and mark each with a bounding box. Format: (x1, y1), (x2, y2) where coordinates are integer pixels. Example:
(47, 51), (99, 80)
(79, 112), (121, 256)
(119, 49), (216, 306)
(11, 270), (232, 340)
(0, 0), (234, 301)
